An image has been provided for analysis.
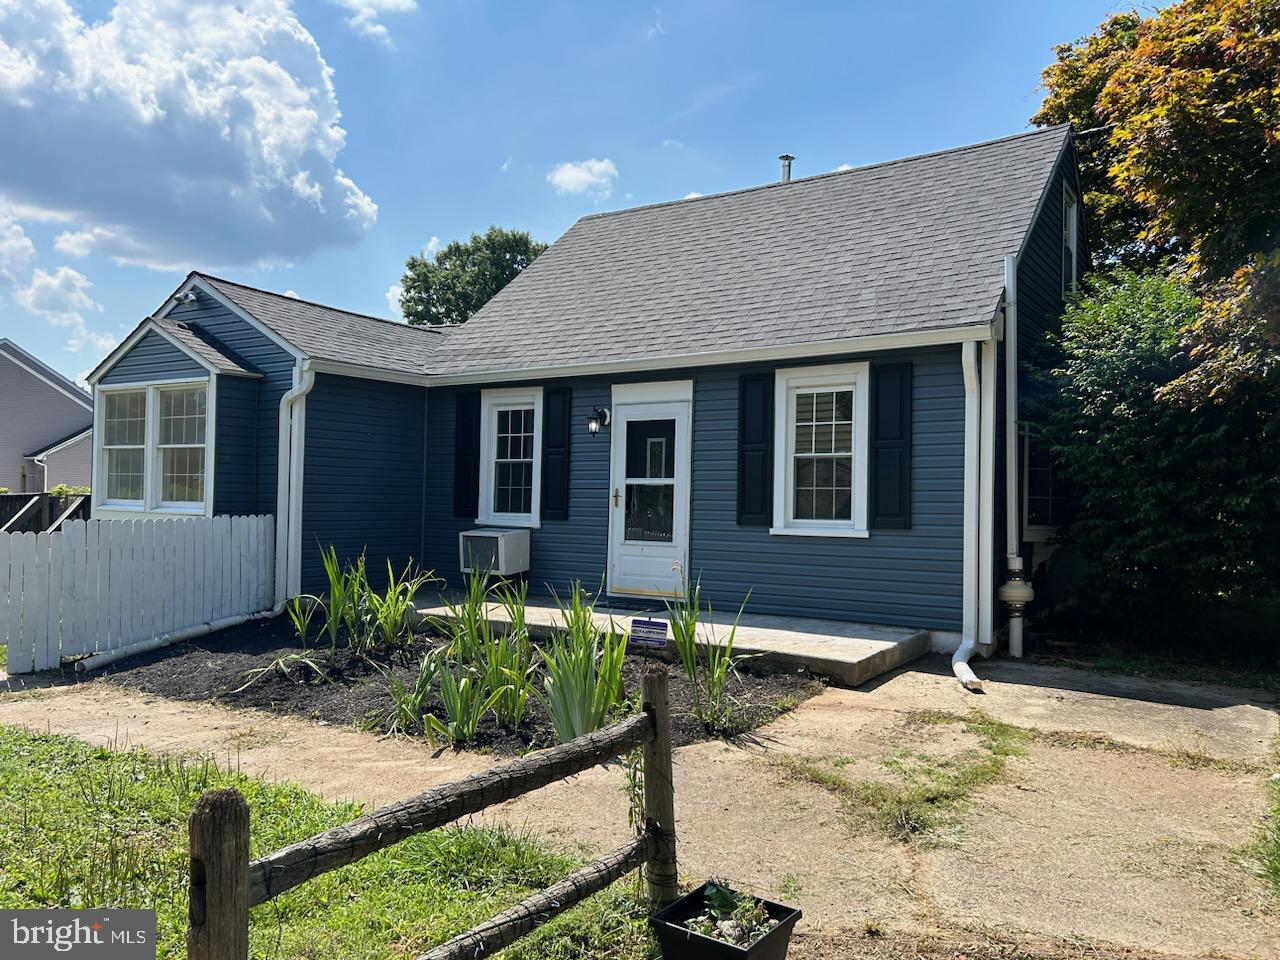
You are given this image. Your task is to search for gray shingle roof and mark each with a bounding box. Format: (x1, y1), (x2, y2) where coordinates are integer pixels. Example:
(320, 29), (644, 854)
(196, 274), (450, 374)
(153, 317), (261, 376)
(429, 125), (1072, 377)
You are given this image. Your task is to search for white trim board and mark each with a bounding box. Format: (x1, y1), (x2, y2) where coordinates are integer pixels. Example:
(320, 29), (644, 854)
(476, 386), (544, 529)
(157, 275), (306, 362)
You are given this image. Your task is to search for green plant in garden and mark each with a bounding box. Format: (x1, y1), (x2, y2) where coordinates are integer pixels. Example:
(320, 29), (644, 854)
(286, 595), (319, 647)
(436, 566), (493, 666)
(479, 579), (537, 729)
(666, 579), (751, 733)
(317, 544), (348, 649)
(341, 555), (379, 655)
(383, 651), (442, 736)
(425, 661), (509, 748)
(539, 584), (625, 744)
(231, 652), (329, 694)
(367, 559), (433, 650)
(48, 483), (91, 497)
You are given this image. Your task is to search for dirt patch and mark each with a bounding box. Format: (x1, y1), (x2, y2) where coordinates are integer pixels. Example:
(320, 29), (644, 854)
(96, 614), (823, 752)
(2, 654), (1277, 959)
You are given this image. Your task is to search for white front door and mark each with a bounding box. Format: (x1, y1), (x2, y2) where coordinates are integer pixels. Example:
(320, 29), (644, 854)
(607, 380), (692, 598)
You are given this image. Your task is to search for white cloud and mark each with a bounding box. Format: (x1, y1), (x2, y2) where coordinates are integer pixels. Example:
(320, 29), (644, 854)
(662, 138), (683, 149)
(682, 192), (703, 200)
(0, 210), (35, 284)
(385, 281), (402, 317)
(328, 0), (416, 45)
(547, 159), (619, 200)
(14, 266), (117, 354)
(425, 236), (440, 256)
(500, 157), (513, 173)
(647, 7), (664, 38)
(0, 0), (377, 271)
(282, 289), (300, 299)
(835, 163), (854, 172)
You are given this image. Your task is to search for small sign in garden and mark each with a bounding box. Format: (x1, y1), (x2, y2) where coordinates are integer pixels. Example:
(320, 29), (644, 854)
(629, 618), (669, 649)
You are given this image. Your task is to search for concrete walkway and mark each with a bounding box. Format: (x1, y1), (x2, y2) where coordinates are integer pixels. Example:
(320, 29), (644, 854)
(414, 593), (932, 687)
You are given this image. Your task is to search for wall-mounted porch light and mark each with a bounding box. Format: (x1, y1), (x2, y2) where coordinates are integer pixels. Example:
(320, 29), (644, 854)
(587, 407), (611, 435)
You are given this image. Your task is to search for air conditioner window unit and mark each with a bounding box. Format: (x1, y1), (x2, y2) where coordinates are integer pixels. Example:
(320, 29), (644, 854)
(459, 528), (530, 576)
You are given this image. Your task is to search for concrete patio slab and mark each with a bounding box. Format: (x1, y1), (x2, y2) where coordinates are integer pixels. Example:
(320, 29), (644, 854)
(413, 594), (931, 687)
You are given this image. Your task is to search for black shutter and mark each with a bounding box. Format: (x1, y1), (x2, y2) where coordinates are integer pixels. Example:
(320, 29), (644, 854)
(541, 386), (572, 521)
(870, 363), (912, 529)
(737, 372), (774, 525)
(453, 391), (481, 518)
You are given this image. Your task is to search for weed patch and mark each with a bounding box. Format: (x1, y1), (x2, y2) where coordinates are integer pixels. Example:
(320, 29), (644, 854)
(775, 709), (1030, 842)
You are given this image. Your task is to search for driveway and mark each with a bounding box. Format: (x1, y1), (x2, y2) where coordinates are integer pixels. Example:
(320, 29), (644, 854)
(1, 656), (1275, 959)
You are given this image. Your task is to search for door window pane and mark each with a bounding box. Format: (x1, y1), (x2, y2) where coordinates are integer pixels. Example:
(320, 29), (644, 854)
(625, 484), (674, 542)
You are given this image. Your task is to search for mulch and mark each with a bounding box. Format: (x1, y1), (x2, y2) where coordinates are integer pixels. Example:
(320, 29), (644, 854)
(100, 614), (824, 754)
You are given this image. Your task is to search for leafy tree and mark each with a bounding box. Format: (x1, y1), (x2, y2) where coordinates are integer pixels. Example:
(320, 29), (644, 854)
(398, 226), (547, 326)
(1039, 269), (1280, 628)
(1033, 1), (1280, 403)
(1031, 12), (1164, 269)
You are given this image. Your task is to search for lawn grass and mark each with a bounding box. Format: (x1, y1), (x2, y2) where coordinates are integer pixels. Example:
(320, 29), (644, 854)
(1255, 737), (1280, 898)
(775, 709), (1031, 842)
(0, 725), (654, 960)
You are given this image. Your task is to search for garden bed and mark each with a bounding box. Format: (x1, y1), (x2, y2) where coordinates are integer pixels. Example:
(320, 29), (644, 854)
(102, 614), (823, 753)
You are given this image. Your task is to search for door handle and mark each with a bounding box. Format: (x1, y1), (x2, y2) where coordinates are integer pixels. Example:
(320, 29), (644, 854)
(613, 488), (621, 507)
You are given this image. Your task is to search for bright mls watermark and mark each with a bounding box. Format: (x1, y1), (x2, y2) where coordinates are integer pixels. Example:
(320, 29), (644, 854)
(2, 910), (156, 958)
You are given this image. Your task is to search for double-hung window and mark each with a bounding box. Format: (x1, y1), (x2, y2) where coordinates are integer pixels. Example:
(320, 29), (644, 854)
(771, 362), (870, 537)
(97, 380), (212, 515)
(477, 387), (543, 527)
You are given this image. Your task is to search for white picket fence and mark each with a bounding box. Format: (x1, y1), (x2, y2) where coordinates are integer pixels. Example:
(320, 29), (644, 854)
(1, 515), (274, 675)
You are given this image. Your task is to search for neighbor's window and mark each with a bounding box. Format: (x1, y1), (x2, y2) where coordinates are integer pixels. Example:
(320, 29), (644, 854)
(1023, 430), (1071, 540)
(103, 390), (146, 503)
(1062, 184), (1079, 298)
(478, 387), (543, 526)
(157, 386), (207, 505)
(772, 362), (870, 536)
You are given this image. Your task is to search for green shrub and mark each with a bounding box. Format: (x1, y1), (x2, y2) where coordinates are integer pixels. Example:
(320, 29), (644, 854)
(1039, 268), (1280, 633)
(425, 660), (508, 747)
(539, 584), (625, 744)
(48, 483), (90, 496)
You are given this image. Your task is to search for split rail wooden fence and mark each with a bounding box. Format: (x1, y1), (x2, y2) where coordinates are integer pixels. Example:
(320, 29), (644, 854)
(187, 670), (677, 960)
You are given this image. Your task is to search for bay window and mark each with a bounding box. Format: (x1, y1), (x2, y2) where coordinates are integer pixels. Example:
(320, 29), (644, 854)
(771, 362), (870, 537)
(97, 379), (213, 515)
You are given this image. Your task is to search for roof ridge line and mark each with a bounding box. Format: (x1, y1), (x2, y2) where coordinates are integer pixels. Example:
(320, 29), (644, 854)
(579, 124), (1072, 222)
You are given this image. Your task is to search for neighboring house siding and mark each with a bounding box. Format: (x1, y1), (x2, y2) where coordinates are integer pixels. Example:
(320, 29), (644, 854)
(0, 351), (93, 492)
(214, 377), (259, 515)
(166, 291), (296, 515)
(100, 331), (207, 383)
(42, 433), (93, 490)
(300, 373), (427, 592)
(423, 345), (964, 630)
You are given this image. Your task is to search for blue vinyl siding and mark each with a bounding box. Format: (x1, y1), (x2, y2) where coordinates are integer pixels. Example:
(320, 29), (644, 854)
(423, 345), (964, 630)
(300, 373), (427, 592)
(166, 290), (296, 514)
(214, 376), (259, 515)
(100, 331), (206, 383)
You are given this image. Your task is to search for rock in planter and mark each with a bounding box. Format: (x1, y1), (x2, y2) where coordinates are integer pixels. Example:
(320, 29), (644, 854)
(650, 881), (801, 960)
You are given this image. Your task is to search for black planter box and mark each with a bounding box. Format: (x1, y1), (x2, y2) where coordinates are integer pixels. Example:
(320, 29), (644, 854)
(650, 882), (802, 960)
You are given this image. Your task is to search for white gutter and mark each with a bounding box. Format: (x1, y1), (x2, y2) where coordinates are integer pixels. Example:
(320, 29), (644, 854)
(274, 360), (316, 607)
(954, 340), (983, 691)
(1000, 254), (1032, 658)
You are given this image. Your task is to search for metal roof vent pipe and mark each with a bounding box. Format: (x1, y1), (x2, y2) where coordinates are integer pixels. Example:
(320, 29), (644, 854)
(779, 154), (795, 182)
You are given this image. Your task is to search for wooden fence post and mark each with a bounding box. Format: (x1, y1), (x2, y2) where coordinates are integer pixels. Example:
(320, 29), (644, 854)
(641, 668), (678, 907)
(188, 788), (250, 960)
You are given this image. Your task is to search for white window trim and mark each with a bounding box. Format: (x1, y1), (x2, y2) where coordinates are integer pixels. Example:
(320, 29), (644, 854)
(92, 376), (216, 519)
(1062, 183), (1079, 299)
(771, 361), (870, 538)
(477, 386), (543, 529)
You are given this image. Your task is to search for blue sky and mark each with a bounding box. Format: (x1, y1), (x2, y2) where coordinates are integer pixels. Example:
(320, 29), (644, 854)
(0, 0), (1121, 381)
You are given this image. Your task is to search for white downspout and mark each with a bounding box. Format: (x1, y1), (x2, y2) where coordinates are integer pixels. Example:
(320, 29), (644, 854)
(978, 337), (997, 649)
(954, 340), (983, 691)
(999, 253), (1033, 657)
(274, 360), (316, 608)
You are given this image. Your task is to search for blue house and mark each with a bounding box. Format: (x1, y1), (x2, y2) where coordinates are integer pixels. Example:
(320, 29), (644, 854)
(86, 125), (1085, 661)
